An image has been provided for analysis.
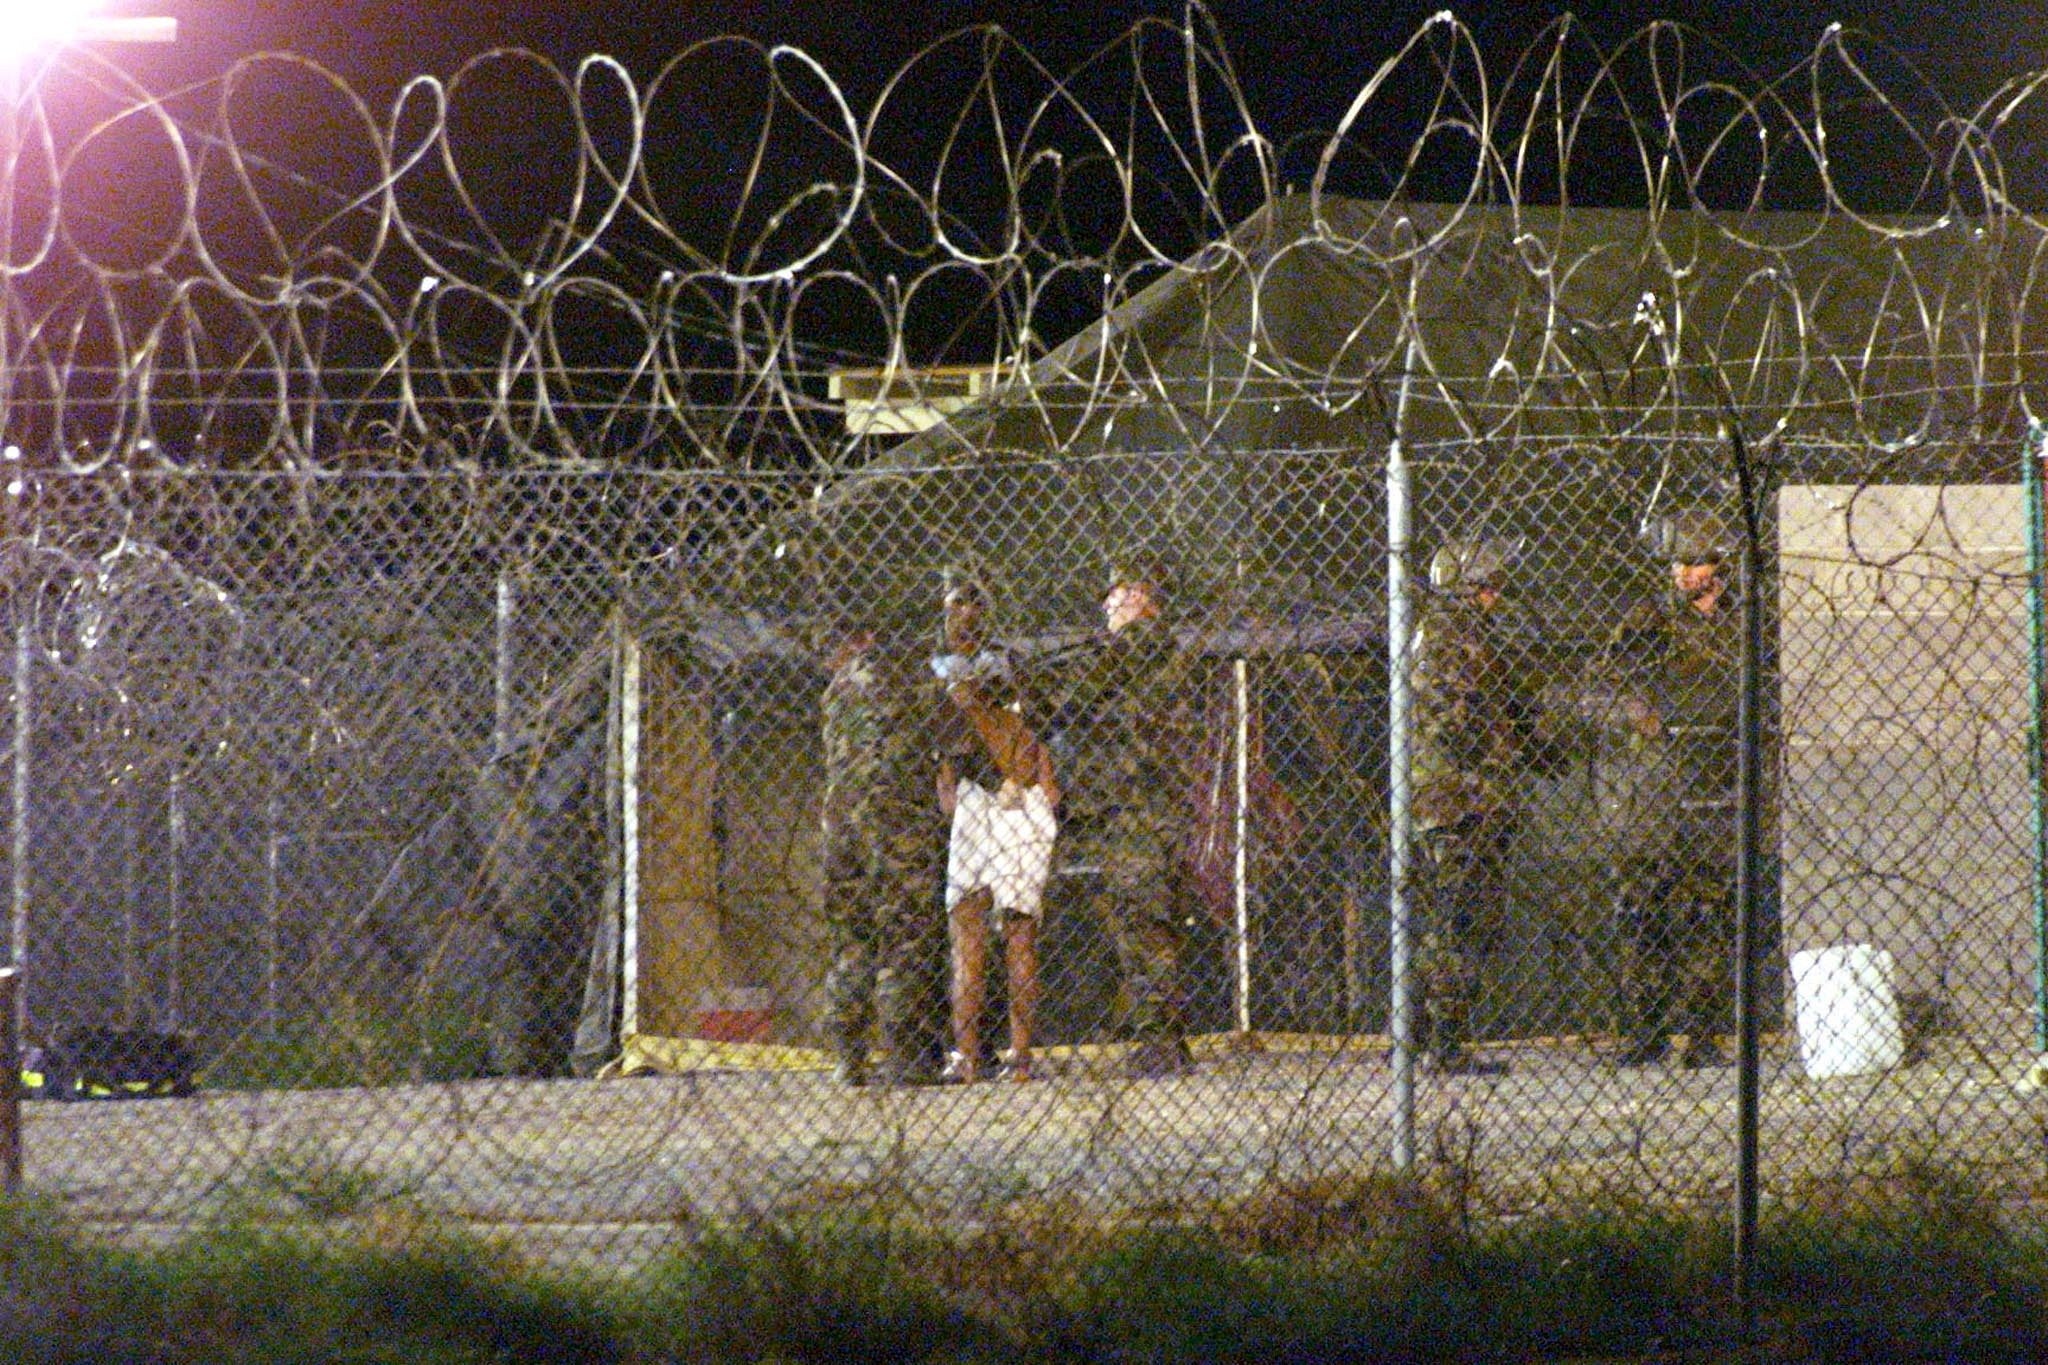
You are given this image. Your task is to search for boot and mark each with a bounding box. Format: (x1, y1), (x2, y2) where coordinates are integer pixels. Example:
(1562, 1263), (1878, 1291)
(1122, 1035), (1194, 1079)
(878, 1046), (947, 1087)
(1677, 1036), (1730, 1069)
(1610, 1037), (1669, 1068)
(1426, 1046), (1508, 1077)
(875, 969), (945, 1086)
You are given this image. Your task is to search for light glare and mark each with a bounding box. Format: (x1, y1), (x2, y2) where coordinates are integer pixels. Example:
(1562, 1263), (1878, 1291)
(0, 0), (103, 60)
(0, 2), (175, 65)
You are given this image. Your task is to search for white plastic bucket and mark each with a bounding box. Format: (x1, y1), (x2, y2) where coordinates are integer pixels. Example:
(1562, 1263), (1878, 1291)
(1789, 944), (1904, 1079)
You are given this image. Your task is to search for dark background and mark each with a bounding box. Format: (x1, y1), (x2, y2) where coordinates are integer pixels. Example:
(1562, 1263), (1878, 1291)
(95, 1), (2048, 303)
(144, 1), (2043, 117)
(38, 4), (2041, 448)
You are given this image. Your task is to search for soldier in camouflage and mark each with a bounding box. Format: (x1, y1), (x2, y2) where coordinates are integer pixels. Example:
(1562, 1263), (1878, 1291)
(1588, 508), (1741, 1069)
(817, 616), (951, 1086)
(472, 716), (606, 1079)
(1408, 536), (1546, 1076)
(1056, 555), (1203, 1078)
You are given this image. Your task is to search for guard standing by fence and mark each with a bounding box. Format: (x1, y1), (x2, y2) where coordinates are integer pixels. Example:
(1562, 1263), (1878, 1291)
(1590, 509), (1742, 1069)
(1409, 537), (1551, 1075)
(817, 614), (950, 1087)
(1054, 554), (1203, 1078)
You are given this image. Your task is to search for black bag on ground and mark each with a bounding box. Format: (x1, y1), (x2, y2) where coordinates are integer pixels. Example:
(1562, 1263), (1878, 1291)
(29, 1028), (197, 1100)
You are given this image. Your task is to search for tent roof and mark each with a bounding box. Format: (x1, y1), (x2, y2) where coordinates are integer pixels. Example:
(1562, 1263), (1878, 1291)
(877, 193), (2032, 478)
(707, 194), (2041, 647)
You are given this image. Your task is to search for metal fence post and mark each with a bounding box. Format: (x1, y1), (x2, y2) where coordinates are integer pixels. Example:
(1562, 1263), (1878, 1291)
(618, 619), (642, 1044)
(0, 965), (18, 1194)
(1385, 327), (1421, 1172)
(495, 570), (517, 755)
(2025, 422), (2048, 1053)
(1730, 424), (1766, 1341)
(8, 576), (27, 1021)
(166, 770), (183, 1029)
(1231, 655), (1252, 1037)
(263, 795), (282, 1040)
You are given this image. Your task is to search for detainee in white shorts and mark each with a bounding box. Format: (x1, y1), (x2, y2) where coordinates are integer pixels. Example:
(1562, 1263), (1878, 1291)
(946, 777), (1059, 921)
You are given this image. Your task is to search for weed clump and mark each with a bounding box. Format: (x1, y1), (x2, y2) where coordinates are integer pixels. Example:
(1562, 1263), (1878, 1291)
(4, 1165), (2048, 1362)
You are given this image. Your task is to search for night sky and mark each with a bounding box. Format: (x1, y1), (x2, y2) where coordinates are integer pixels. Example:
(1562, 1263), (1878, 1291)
(49, 0), (2048, 420)
(93, 0), (2048, 239)
(130, 0), (2048, 130)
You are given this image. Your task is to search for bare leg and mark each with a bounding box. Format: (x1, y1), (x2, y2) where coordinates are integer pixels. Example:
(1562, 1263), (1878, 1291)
(1005, 913), (1039, 1078)
(948, 886), (993, 1081)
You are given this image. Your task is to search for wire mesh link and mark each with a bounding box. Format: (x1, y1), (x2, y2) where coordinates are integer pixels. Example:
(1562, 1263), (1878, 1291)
(6, 11), (2048, 1278)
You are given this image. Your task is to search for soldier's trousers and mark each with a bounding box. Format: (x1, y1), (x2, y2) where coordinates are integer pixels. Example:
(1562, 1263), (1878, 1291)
(1414, 813), (1515, 1059)
(487, 927), (584, 1079)
(823, 866), (946, 1078)
(1072, 820), (1189, 1041)
(1611, 853), (1732, 1050)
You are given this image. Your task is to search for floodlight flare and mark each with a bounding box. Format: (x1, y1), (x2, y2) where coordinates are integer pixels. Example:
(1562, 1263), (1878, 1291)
(0, 0), (174, 64)
(0, 0), (103, 61)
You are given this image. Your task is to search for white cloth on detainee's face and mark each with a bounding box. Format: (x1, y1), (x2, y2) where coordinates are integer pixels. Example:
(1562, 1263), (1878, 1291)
(946, 778), (1059, 917)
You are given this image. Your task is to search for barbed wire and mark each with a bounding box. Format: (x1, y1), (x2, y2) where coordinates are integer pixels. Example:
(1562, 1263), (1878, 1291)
(1, 13), (2044, 478)
(9, 8), (2048, 1281)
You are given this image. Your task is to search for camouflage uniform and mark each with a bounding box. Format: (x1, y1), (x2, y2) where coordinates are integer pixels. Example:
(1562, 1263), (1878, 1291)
(472, 719), (606, 1079)
(1408, 594), (1543, 1069)
(1590, 584), (1740, 1066)
(1058, 612), (1201, 1060)
(819, 640), (950, 1085)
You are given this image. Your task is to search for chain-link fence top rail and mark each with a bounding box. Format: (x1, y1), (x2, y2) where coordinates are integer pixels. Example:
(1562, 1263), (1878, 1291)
(12, 10), (2048, 1274)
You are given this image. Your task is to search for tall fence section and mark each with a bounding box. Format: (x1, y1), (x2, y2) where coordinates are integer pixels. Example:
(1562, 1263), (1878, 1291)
(7, 13), (2048, 1274)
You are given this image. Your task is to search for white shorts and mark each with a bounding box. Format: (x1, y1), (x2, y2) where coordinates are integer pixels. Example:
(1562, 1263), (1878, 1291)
(946, 779), (1059, 919)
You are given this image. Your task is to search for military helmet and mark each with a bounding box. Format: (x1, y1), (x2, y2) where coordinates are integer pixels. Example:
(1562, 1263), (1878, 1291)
(1428, 537), (1514, 593)
(942, 564), (992, 611)
(1647, 508), (1733, 565)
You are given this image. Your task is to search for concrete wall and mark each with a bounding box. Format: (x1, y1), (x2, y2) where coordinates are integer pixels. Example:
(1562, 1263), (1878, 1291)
(1778, 484), (2035, 1032)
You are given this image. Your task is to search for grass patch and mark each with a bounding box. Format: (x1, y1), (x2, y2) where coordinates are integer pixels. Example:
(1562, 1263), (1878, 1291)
(0, 1208), (625, 1365)
(638, 1221), (1016, 1364)
(5, 1169), (2048, 1362)
(228, 1140), (390, 1222)
(1756, 1155), (2048, 1363)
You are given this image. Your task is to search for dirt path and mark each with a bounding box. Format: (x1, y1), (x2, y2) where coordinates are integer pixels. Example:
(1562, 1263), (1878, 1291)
(31, 1036), (2048, 1271)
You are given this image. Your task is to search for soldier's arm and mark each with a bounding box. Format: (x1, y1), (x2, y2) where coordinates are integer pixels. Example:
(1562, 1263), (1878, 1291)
(1579, 599), (1665, 738)
(1048, 631), (1145, 731)
(1501, 648), (1571, 776)
(1406, 616), (1458, 718)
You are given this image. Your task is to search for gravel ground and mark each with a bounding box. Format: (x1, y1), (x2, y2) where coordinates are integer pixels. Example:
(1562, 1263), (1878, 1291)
(26, 1033), (2048, 1272)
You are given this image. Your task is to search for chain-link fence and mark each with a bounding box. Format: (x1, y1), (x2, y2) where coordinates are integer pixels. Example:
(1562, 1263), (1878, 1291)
(9, 12), (2048, 1280)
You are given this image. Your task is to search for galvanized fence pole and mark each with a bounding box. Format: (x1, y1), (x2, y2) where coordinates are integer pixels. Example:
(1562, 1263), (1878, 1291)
(166, 771), (183, 1029)
(1730, 424), (1766, 1340)
(618, 617), (643, 1044)
(264, 796), (282, 1040)
(495, 570), (517, 755)
(8, 593), (26, 1041)
(2026, 421), (2048, 1053)
(0, 965), (17, 1193)
(1385, 329), (1420, 1171)
(1231, 655), (1252, 1037)
(121, 798), (139, 1028)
